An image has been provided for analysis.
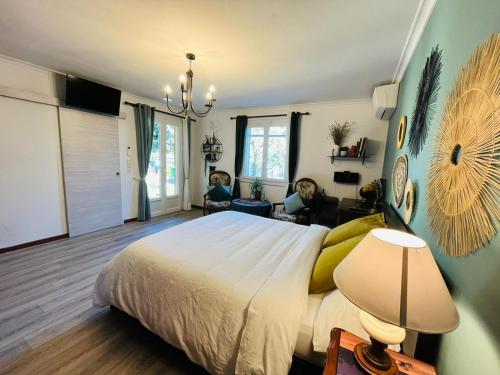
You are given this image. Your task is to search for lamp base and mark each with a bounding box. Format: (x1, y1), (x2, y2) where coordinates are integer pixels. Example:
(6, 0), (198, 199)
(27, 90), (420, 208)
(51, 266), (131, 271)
(354, 339), (398, 375)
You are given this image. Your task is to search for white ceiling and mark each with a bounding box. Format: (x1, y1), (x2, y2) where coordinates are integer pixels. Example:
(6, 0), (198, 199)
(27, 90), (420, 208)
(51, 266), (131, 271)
(0, 0), (420, 109)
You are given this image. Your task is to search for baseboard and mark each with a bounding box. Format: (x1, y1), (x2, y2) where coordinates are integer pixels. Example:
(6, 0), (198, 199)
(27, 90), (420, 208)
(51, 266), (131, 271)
(124, 217), (138, 223)
(0, 233), (69, 254)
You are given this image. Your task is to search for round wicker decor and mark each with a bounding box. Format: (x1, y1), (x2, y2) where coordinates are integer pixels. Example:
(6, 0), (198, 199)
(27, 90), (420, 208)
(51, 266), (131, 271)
(427, 34), (499, 256)
(392, 155), (408, 208)
(397, 116), (407, 149)
(403, 179), (416, 224)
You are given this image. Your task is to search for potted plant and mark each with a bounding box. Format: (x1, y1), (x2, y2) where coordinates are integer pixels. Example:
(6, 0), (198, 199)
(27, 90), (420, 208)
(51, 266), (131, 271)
(328, 121), (353, 156)
(249, 178), (263, 200)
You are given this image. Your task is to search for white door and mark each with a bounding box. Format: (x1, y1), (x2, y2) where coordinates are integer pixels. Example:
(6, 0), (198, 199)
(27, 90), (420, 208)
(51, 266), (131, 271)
(146, 114), (182, 216)
(59, 108), (122, 236)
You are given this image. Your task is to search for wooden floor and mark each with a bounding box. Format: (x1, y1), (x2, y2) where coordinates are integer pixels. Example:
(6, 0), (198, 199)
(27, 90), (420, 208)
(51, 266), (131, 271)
(0, 209), (321, 375)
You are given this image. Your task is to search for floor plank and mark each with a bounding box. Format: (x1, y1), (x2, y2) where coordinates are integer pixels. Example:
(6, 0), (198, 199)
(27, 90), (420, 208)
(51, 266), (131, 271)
(0, 209), (322, 374)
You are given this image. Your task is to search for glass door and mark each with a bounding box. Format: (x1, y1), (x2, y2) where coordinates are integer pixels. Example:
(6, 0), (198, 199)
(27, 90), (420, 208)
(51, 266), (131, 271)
(147, 115), (182, 216)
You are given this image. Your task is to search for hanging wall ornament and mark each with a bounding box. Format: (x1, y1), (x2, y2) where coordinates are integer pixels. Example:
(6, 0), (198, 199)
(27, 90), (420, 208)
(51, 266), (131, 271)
(392, 155), (408, 208)
(427, 34), (499, 256)
(397, 115), (407, 149)
(408, 45), (442, 158)
(403, 178), (416, 224)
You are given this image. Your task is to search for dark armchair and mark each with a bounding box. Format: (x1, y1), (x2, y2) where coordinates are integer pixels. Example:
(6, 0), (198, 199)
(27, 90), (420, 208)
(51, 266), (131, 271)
(203, 170), (232, 216)
(271, 178), (319, 225)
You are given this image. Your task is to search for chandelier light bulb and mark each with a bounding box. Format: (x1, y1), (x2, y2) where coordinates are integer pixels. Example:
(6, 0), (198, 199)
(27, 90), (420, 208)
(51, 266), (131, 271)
(165, 85), (172, 95)
(209, 85), (216, 93)
(206, 92), (213, 101)
(179, 74), (187, 84)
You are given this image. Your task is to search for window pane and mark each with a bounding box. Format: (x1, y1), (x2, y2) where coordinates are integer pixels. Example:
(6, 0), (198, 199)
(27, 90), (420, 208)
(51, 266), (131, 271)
(266, 136), (286, 179)
(249, 127), (264, 136)
(165, 125), (177, 196)
(146, 123), (161, 199)
(247, 135), (264, 177)
(269, 126), (287, 136)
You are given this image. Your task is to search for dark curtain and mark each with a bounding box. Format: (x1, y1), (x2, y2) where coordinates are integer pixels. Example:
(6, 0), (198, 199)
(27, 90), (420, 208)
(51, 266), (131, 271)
(287, 112), (301, 195)
(134, 104), (155, 221)
(232, 115), (248, 199)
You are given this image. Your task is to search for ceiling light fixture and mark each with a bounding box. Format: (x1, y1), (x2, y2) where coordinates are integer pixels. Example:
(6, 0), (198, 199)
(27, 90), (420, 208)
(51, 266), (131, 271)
(163, 53), (216, 118)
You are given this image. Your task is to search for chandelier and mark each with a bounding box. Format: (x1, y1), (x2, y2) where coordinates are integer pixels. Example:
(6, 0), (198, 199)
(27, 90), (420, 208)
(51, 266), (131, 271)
(163, 53), (216, 118)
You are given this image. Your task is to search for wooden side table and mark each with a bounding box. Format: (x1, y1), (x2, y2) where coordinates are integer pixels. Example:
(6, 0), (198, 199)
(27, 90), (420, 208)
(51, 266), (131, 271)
(323, 328), (436, 375)
(336, 198), (380, 226)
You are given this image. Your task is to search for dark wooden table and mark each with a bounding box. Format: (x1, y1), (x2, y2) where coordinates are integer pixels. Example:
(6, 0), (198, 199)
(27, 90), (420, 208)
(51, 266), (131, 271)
(323, 328), (436, 375)
(336, 197), (380, 226)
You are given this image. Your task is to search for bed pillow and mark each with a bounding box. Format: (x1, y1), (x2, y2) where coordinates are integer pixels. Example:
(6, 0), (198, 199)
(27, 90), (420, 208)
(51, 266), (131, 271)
(309, 234), (366, 294)
(283, 192), (305, 214)
(207, 184), (231, 202)
(322, 212), (386, 248)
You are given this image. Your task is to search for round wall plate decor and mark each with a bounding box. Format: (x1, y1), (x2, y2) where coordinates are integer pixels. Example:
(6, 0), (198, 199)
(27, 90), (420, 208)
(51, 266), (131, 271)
(403, 178), (416, 224)
(427, 34), (499, 257)
(397, 116), (407, 149)
(392, 155), (408, 208)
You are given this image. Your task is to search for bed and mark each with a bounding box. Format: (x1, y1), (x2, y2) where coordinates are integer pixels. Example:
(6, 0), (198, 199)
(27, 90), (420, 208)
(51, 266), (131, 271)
(93, 210), (396, 374)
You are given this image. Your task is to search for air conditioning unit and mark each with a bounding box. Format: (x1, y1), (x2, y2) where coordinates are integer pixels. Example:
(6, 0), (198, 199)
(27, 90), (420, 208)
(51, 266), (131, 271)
(372, 83), (399, 120)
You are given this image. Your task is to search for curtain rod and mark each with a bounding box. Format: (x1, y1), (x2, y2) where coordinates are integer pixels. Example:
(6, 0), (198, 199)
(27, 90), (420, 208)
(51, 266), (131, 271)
(230, 112), (310, 120)
(123, 101), (197, 122)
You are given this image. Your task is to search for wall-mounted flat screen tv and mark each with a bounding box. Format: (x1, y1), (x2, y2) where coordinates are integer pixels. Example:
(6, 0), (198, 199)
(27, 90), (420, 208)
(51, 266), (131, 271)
(65, 75), (121, 116)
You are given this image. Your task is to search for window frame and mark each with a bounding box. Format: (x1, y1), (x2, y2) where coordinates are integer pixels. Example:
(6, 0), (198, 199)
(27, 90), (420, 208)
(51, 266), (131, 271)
(242, 120), (290, 185)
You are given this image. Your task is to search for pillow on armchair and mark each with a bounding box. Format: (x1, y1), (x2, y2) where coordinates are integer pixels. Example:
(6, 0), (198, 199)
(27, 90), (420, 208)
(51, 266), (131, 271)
(207, 184), (231, 202)
(283, 192), (306, 214)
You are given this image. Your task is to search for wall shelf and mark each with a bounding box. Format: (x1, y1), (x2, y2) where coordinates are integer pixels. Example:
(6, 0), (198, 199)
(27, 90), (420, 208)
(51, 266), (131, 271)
(328, 155), (370, 165)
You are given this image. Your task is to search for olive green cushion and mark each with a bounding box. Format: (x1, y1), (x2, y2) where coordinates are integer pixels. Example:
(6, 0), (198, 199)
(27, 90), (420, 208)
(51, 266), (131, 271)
(322, 213), (386, 248)
(309, 234), (366, 294)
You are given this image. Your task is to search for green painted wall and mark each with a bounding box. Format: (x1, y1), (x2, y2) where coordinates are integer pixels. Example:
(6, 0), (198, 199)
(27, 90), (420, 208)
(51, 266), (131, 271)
(381, 0), (499, 373)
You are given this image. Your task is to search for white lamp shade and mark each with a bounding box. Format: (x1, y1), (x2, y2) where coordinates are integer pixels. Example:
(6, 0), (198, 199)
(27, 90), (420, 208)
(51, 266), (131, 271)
(333, 228), (459, 334)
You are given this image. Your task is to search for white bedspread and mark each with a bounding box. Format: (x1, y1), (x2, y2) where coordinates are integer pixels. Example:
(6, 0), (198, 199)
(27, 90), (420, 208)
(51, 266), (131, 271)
(93, 211), (328, 375)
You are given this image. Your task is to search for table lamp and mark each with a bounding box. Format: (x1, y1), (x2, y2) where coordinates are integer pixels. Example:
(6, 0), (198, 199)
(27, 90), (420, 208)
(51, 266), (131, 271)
(333, 228), (459, 374)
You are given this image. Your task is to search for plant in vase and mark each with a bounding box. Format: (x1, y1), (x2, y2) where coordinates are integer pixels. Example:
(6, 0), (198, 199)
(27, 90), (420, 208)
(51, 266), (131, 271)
(249, 178), (263, 200)
(328, 121), (353, 156)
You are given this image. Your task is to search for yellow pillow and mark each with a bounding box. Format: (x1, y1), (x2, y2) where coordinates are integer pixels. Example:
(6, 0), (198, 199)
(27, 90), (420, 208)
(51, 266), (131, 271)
(322, 213), (386, 248)
(309, 234), (366, 294)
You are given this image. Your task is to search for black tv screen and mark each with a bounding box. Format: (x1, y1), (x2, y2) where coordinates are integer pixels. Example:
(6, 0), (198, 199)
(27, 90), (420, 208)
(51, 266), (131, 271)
(65, 75), (121, 116)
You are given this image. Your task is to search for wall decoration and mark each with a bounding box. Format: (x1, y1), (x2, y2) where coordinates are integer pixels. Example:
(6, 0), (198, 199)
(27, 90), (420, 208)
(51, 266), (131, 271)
(397, 116), (407, 149)
(391, 155), (408, 208)
(408, 45), (442, 158)
(403, 178), (416, 224)
(201, 132), (223, 175)
(427, 34), (499, 257)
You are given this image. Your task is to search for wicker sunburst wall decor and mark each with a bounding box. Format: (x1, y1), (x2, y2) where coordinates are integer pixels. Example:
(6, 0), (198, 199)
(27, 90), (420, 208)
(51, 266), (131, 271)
(408, 46), (442, 158)
(427, 34), (499, 256)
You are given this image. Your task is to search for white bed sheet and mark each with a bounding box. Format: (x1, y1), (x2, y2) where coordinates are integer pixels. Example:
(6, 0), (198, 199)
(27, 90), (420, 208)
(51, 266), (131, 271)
(93, 211), (328, 375)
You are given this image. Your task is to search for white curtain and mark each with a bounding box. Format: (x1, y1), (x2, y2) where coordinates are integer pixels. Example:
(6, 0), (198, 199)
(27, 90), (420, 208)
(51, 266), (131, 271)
(182, 116), (192, 210)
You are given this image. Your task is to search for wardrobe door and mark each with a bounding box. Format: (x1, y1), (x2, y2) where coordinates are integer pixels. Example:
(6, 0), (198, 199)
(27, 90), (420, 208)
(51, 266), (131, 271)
(59, 107), (122, 236)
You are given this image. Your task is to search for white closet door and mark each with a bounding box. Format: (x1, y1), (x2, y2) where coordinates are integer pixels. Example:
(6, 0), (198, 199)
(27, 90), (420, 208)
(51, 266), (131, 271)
(59, 107), (122, 236)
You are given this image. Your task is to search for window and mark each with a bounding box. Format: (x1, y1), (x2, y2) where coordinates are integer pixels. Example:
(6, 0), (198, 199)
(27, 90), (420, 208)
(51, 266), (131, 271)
(165, 124), (177, 196)
(243, 123), (288, 181)
(146, 123), (161, 200)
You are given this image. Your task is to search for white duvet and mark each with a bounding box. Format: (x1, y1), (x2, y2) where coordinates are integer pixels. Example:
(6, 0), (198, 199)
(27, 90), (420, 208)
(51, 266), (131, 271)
(93, 211), (328, 375)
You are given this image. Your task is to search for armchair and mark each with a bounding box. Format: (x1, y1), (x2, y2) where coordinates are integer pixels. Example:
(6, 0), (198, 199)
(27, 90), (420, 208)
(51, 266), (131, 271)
(272, 178), (319, 225)
(203, 170), (232, 216)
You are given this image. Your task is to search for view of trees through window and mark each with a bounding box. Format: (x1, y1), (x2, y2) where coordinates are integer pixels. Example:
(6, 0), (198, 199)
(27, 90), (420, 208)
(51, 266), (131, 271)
(146, 123), (178, 200)
(244, 124), (287, 180)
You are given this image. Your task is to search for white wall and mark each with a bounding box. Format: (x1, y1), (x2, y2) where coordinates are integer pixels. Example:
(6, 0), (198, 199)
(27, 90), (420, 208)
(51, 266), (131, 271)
(0, 96), (67, 248)
(191, 100), (388, 206)
(0, 56), (187, 248)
